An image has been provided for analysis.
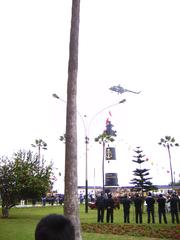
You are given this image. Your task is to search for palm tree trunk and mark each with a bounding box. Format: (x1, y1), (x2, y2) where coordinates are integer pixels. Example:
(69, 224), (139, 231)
(102, 141), (105, 193)
(64, 1), (81, 240)
(167, 145), (174, 189)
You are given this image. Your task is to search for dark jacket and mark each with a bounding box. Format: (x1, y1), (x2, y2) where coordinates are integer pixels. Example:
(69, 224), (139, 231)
(168, 195), (179, 211)
(122, 196), (131, 210)
(106, 196), (114, 209)
(157, 195), (166, 210)
(145, 196), (155, 210)
(134, 195), (143, 210)
(96, 195), (106, 208)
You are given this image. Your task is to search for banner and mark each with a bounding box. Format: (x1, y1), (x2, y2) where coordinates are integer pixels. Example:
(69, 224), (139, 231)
(106, 147), (116, 160)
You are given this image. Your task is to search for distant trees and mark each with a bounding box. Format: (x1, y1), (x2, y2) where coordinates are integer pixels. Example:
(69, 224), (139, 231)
(158, 136), (179, 189)
(0, 150), (53, 218)
(130, 146), (155, 195)
(174, 181), (180, 187)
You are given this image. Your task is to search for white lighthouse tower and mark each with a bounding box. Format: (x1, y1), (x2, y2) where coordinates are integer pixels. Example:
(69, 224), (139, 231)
(105, 146), (118, 186)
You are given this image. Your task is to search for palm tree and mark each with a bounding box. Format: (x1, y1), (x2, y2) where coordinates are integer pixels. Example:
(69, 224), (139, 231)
(31, 139), (47, 161)
(158, 136), (179, 189)
(64, 1), (81, 240)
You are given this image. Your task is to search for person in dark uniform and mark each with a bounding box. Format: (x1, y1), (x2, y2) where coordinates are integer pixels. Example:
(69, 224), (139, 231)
(167, 193), (179, 224)
(145, 192), (155, 224)
(106, 193), (115, 223)
(121, 194), (131, 223)
(157, 194), (167, 224)
(133, 193), (143, 224)
(95, 192), (106, 223)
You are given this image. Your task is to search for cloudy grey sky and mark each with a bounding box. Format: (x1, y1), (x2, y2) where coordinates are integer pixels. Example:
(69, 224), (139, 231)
(0, 0), (180, 192)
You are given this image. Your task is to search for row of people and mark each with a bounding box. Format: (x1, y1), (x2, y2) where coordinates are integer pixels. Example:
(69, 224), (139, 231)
(95, 192), (180, 224)
(34, 193), (179, 240)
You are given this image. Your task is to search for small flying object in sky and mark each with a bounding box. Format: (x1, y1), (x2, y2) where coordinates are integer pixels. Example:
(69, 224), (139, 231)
(109, 84), (141, 94)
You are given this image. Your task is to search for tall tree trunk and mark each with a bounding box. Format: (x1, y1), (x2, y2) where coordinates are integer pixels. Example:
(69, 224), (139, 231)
(64, 1), (81, 240)
(167, 145), (174, 189)
(2, 206), (9, 218)
(2, 201), (9, 218)
(102, 141), (105, 193)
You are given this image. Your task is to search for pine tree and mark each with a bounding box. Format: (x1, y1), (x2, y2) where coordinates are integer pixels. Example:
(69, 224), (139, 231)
(130, 146), (155, 195)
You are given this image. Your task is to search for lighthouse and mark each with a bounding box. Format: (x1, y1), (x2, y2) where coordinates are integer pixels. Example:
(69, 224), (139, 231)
(95, 120), (119, 192)
(104, 121), (118, 187)
(105, 146), (118, 186)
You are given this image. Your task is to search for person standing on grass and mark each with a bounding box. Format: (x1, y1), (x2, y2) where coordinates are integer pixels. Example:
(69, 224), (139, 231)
(133, 193), (143, 224)
(167, 193), (179, 224)
(145, 192), (155, 224)
(106, 193), (115, 223)
(95, 192), (106, 223)
(121, 194), (132, 223)
(157, 194), (168, 224)
(35, 214), (75, 240)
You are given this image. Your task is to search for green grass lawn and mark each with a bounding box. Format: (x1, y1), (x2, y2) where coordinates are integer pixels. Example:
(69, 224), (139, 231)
(0, 204), (179, 240)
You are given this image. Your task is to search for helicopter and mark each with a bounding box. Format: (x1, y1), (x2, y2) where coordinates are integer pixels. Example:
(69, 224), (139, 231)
(109, 84), (141, 94)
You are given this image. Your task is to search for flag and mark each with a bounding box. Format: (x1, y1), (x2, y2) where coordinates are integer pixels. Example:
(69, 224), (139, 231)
(106, 118), (109, 125)
(106, 111), (112, 125)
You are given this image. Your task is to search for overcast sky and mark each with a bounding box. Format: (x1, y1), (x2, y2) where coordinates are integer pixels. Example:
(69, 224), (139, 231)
(0, 0), (180, 192)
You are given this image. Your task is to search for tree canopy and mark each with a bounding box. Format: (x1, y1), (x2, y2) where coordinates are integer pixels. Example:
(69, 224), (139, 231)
(95, 121), (117, 143)
(0, 149), (53, 218)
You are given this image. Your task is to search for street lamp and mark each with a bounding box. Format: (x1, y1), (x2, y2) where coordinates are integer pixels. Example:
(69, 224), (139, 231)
(52, 93), (126, 213)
